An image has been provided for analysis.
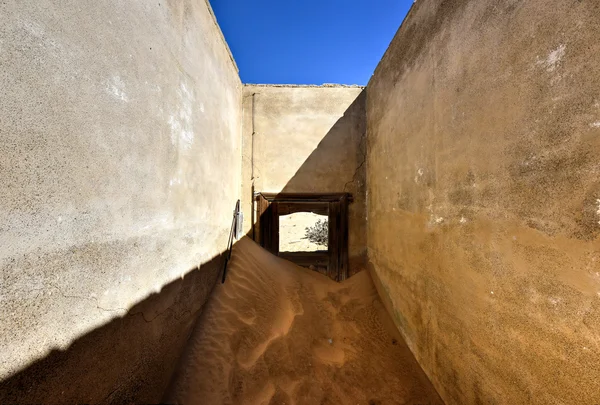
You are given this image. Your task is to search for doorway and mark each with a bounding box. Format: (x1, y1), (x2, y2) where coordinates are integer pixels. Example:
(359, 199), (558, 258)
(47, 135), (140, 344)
(254, 193), (351, 282)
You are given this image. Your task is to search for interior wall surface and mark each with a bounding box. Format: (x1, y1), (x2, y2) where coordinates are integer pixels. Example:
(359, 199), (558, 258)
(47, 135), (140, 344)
(241, 85), (367, 274)
(0, 0), (241, 402)
(366, 0), (600, 404)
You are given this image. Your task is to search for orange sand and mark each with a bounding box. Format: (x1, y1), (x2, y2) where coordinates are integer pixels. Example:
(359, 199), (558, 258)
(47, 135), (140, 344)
(164, 237), (442, 405)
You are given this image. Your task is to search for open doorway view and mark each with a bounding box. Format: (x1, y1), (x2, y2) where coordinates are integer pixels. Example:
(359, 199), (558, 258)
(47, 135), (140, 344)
(255, 193), (351, 282)
(279, 212), (328, 252)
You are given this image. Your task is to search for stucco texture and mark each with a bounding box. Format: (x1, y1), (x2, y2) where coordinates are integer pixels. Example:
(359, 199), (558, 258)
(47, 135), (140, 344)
(366, 0), (600, 404)
(242, 85), (367, 274)
(0, 0), (241, 403)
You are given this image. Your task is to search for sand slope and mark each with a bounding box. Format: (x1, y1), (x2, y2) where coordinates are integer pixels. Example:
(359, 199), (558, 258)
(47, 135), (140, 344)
(164, 237), (442, 405)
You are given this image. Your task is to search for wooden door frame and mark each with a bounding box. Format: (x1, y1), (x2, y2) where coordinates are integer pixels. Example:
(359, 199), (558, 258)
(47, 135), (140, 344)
(254, 192), (352, 282)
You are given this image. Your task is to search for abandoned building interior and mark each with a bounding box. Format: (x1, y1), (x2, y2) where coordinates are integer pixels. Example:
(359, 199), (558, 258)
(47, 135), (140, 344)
(1, 0), (599, 404)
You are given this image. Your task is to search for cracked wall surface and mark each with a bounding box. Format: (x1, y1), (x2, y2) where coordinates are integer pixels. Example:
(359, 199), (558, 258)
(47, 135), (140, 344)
(241, 85), (367, 274)
(366, 0), (600, 404)
(0, 0), (241, 402)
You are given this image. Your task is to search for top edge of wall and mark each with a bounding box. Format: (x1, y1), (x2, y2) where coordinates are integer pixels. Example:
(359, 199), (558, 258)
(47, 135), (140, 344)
(204, 0), (239, 74)
(243, 84), (366, 88)
(367, 1), (418, 88)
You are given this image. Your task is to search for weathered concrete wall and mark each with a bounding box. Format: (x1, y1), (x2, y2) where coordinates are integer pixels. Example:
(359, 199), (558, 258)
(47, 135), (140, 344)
(0, 0), (241, 403)
(366, 0), (600, 404)
(241, 85), (367, 274)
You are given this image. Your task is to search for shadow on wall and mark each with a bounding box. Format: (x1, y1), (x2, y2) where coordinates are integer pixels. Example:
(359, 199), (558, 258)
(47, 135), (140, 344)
(2, 90), (368, 403)
(0, 253), (226, 404)
(279, 90), (367, 275)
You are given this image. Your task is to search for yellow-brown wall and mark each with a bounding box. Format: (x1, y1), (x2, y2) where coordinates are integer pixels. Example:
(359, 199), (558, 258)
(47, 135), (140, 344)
(366, 0), (600, 403)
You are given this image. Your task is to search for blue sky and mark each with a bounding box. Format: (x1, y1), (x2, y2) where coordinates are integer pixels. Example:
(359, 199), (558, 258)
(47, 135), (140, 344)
(210, 0), (413, 85)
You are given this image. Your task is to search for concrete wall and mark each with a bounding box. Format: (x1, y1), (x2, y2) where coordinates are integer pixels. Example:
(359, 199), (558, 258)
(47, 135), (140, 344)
(0, 0), (241, 403)
(241, 85), (367, 274)
(366, 0), (600, 404)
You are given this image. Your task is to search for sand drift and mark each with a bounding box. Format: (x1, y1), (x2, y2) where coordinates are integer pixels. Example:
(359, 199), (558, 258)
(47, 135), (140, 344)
(164, 237), (442, 405)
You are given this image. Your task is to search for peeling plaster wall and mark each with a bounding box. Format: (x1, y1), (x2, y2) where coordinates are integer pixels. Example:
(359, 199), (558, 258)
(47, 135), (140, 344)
(241, 85), (367, 274)
(366, 0), (600, 403)
(0, 0), (241, 402)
